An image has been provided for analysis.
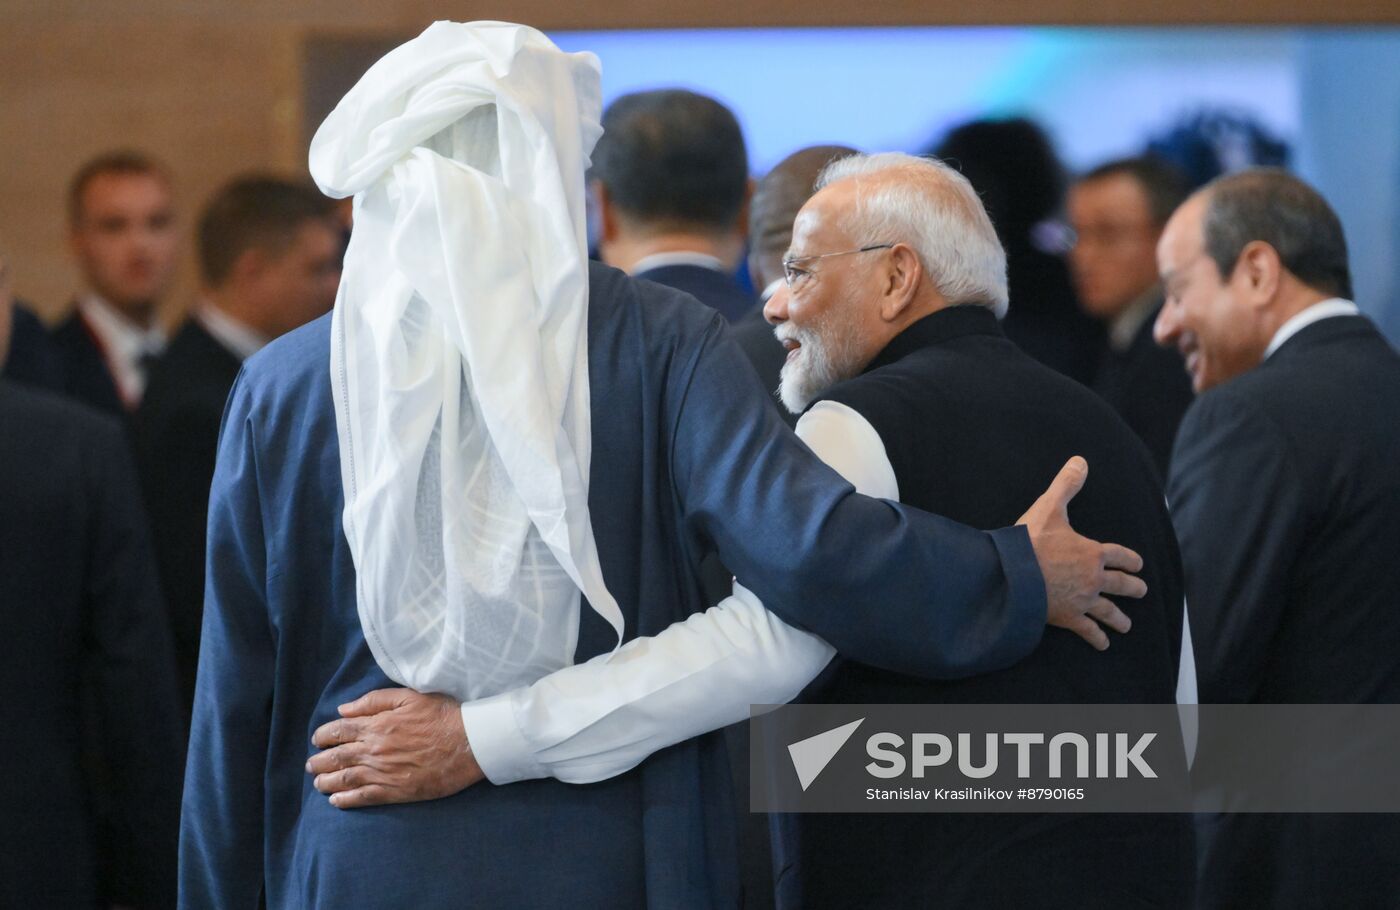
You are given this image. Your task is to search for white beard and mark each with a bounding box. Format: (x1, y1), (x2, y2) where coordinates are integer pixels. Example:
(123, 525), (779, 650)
(775, 311), (864, 414)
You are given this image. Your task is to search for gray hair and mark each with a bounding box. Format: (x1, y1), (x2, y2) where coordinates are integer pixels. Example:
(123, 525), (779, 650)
(1201, 168), (1352, 300)
(816, 152), (1009, 318)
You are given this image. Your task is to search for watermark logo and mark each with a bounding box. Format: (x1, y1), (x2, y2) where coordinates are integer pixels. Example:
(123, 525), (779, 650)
(756, 703), (1400, 814)
(788, 718), (864, 791)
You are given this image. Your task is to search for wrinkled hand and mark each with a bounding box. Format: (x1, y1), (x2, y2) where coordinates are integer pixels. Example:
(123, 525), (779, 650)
(1017, 456), (1147, 650)
(307, 688), (484, 809)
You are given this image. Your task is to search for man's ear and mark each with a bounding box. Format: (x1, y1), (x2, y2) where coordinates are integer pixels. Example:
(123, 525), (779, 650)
(227, 246), (267, 288)
(880, 243), (922, 321)
(733, 177), (756, 242)
(1235, 240), (1282, 309)
(592, 181), (620, 245)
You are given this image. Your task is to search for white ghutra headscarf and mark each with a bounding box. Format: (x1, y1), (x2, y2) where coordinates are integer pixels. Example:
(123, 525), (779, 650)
(308, 21), (623, 701)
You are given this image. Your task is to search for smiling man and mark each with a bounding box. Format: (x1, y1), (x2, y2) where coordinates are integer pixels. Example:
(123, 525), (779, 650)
(759, 152), (1191, 910)
(1067, 157), (1195, 476)
(1154, 168), (1400, 910)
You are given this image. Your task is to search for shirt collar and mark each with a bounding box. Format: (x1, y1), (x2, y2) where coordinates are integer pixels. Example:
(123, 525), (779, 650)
(78, 294), (166, 362)
(196, 303), (270, 361)
(629, 251), (725, 276)
(1264, 298), (1360, 360)
(1108, 287), (1161, 353)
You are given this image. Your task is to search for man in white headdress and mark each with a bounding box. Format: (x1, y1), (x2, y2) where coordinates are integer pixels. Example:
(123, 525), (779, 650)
(181, 22), (1145, 909)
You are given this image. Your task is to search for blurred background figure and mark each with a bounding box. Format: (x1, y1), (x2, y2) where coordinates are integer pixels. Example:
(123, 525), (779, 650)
(590, 88), (757, 323)
(1068, 156), (1195, 476)
(932, 118), (1106, 386)
(0, 249), (65, 391)
(1156, 169), (1400, 910)
(0, 361), (182, 907)
(589, 88), (773, 907)
(746, 145), (860, 305)
(136, 174), (341, 720)
(736, 144), (859, 423)
(1147, 108), (1291, 190)
(51, 151), (180, 417)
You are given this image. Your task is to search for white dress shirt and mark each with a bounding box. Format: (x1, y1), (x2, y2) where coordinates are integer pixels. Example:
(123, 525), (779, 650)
(196, 303), (270, 362)
(1107, 288), (1161, 354)
(78, 294), (166, 407)
(462, 398), (1198, 783)
(1263, 298), (1359, 360)
(460, 399), (888, 784)
(629, 251), (725, 276)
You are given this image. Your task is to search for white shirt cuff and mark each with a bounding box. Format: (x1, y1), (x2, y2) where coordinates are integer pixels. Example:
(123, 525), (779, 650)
(459, 691), (548, 785)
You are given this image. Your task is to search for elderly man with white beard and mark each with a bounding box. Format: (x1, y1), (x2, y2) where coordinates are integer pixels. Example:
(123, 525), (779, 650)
(758, 154), (1193, 908)
(302, 149), (1186, 908)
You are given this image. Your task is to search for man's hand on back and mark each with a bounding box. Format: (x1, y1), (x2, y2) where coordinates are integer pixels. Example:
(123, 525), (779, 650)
(307, 688), (484, 809)
(1018, 456), (1145, 650)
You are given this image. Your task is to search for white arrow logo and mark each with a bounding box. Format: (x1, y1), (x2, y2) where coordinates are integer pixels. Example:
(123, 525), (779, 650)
(788, 718), (865, 791)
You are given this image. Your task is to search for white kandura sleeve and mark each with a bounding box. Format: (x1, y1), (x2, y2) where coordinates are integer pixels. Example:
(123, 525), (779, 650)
(459, 399), (901, 784)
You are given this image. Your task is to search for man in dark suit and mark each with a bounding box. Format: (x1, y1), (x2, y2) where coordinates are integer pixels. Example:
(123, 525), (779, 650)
(0, 376), (183, 908)
(589, 89), (757, 324)
(1068, 156), (1196, 477)
(0, 250), (64, 391)
(51, 150), (181, 416)
(1155, 168), (1400, 909)
(137, 175), (341, 718)
(591, 97), (818, 902)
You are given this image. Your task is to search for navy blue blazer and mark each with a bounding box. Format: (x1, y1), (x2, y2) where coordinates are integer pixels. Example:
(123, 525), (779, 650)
(51, 309), (129, 416)
(635, 262), (757, 324)
(2, 302), (65, 391)
(179, 263), (1046, 909)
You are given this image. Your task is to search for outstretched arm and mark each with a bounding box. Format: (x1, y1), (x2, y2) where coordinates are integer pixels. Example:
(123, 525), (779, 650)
(669, 321), (1141, 673)
(304, 399), (887, 802)
(307, 395), (1132, 805)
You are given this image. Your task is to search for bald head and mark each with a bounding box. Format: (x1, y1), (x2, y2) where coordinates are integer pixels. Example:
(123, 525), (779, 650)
(748, 145), (858, 292)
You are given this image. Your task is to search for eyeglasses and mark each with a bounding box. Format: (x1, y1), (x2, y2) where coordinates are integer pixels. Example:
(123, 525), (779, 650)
(1069, 222), (1157, 250)
(782, 243), (895, 290)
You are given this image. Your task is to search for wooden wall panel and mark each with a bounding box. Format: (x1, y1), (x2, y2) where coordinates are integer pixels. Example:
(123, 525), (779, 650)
(0, 22), (301, 323)
(4, 0), (1399, 27)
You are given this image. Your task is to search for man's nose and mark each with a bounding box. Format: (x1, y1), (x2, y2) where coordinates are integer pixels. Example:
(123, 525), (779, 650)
(764, 284), (790, 325)
(1153, 301), (1178, 348)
